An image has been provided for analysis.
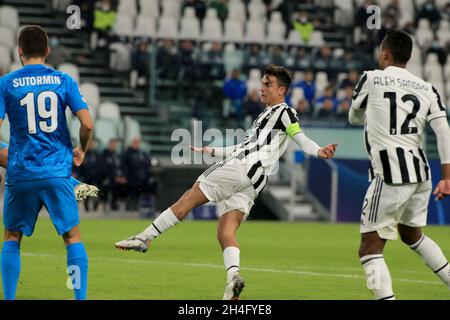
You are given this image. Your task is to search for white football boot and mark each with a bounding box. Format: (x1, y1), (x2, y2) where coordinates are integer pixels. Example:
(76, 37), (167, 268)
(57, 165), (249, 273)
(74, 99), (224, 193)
(115, 236), (150, 253)
(223, 273), (245, 300)
(74, 183), (100, 201)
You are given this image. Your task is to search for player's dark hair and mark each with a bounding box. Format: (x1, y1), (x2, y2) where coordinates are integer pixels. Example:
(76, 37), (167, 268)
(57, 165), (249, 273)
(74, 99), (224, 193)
(382, 30), (413, 65)
(263, 64), (293, 95)
(18, 25), (48, 58)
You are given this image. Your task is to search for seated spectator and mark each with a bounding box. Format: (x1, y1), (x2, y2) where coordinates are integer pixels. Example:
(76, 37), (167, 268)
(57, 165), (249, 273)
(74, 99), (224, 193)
(315, 85), (339, 115)
(385, 0), (400, 22)
(156, 39), (179, 80)
(132, 42), (150, 86)
(73, 0), (95, 31)
(73, 140), (102, 211)
(295, 99), (313, 120)
(178, 40), (200, 97)
(243, 89), (264, 123)
(336, 99), (351, 120)
(223, 69), (247, 121)
(244, 44), (264, 72)
(416, 0), (441, 29)
(292, 70), (316, 107)
(293, 47), (312, 70)
(292, 11), (314, 44)
(269, 46), (286, 67)
(200, 41), (225, 80)
(93, 0), (117, 47)
(316, 99), (336, 119)
(339, 70), (359, 89)
(122, 138), (157, 211)
(314, 46), (340, 78)
(100, 138), (128, 211)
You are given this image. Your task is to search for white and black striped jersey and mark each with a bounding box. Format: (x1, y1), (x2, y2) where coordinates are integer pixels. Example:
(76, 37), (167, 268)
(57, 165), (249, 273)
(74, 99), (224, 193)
(211, 102), (301, 194)
(351, 66), (448, 184)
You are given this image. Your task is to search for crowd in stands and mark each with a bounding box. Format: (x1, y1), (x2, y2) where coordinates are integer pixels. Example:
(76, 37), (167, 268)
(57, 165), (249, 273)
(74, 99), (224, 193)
(72, 137), (157, 212)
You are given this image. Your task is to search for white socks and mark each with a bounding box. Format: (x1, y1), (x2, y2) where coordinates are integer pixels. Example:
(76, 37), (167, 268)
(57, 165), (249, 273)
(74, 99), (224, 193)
(361, 254), (395, 300)
(137, 208), (180, 241)
(409, 234), (450, 286)
(223, 246), (240, 283)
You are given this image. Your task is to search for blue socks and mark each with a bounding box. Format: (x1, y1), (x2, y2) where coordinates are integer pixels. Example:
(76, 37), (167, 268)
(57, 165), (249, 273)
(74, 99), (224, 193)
(66, 242), (88, 300)
(1, 241), (21, 300)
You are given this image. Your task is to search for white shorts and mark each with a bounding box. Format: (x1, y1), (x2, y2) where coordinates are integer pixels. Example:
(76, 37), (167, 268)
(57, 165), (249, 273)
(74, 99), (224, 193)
(197, 161), (257, 222)
(360, 176), (432, 240)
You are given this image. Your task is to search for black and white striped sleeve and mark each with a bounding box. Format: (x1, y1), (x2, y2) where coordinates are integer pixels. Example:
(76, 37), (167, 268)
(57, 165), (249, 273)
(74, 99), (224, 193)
(349, 72), (369, 125)
(427, 85), (447, 123)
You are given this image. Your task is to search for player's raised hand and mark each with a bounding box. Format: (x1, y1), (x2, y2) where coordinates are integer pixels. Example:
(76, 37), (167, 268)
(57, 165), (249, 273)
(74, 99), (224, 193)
(73, 147), (86, 167)
(318, 143), (338, 159)
(433, 180), (450, 201)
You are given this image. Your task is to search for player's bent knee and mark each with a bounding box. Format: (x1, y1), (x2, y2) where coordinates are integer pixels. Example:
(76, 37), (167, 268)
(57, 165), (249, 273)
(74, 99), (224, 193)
(4, 230), (22, 242)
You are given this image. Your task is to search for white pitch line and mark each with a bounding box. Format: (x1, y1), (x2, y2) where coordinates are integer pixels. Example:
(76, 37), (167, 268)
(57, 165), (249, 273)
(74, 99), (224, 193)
(22, 252), (442, 286)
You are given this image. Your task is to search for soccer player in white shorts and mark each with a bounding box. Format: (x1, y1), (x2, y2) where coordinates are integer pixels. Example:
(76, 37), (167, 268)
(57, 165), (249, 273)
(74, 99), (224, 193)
(349, 30), (450, 300)
(115, 65), (338, 300)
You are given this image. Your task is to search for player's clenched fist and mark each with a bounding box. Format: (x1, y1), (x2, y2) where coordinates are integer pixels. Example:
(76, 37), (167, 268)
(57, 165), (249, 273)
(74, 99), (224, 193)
(318, 143), (338, 159)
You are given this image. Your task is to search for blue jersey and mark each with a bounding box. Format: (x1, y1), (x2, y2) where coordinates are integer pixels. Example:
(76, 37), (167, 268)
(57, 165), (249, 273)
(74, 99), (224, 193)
(0, 64), (88, 184)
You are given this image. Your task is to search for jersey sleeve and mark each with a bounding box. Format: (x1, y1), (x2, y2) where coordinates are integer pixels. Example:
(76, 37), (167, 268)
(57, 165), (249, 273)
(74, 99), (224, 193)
(66, 75), (89, 114)
(427, 85), (447, 123)
(280, 107), (302, 138)
(0, 78), (6, 120)
(351, 72), (370, 110)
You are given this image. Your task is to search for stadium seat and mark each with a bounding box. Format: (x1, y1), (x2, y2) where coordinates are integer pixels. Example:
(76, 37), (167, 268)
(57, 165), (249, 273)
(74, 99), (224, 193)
(68, 116), (81, 145)
(334, 0), (354, 26)
(157, 16), (178, 39)
(224, 44), (244, 73)
(80, 82), (101, 113)
(113, 13), (134, 37)
(117, 0), (137, 17)
(223, 19), (244, 43)
(287, 30), (304, 46)
(161, 0), (181, 19)
(51, 0), (72, 12)
(58, 63), (80, 83)
(266, 12), (286, 45)
(179, 7), (200, 40)
(245, 18), (265, 44)
(124, 116), (142, 147)
(437, 20), (450, 47)
(0, 26), (15, 49)
(227, 0), (246, 22)
(290, 87), (304, 108)
(246, 68), (262, 92)
(308, 31), (325, 47)
(406, 63), (423, 78)
(201, 9), (222, 42)
(0, 5), (19, 30)
(97, 101), (121, 123)
(416, 19), (433, 48)
(445, 82), (450, 100)
(12, 45), (19, 62)
(139, 0), (159, 18)
(134, 15), (157, 38)
(315, 72), (329, 97)
(95, 119), (119, 149)
(109, 42), (132, 71)
(443, 61), (450, 80)
(248, 0), (266, 20)
(0, 45), (11, 70)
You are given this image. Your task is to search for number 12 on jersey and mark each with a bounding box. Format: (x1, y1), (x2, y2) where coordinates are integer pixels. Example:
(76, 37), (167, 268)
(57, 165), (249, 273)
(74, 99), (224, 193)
(384, 92), (420, 135)
(20, 91), (58, 134)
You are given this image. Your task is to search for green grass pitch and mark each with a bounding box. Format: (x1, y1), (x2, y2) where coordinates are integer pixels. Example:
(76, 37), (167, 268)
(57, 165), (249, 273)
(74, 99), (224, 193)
(0, 218), (449, 300)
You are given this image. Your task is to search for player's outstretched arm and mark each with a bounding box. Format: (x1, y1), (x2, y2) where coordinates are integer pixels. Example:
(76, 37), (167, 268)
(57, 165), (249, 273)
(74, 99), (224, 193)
(291, 132), (337, 159)
(73, 109), (94, 167)
(430, 117), (450, 200)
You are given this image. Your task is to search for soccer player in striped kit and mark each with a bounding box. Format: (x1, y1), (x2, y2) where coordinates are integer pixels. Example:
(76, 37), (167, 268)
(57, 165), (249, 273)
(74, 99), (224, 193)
(349, 30), (450, 300)
(115, 64), (337, 300)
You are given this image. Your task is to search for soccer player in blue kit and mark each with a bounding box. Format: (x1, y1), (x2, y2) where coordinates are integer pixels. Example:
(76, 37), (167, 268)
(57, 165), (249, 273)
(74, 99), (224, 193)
(0, 26), (94, 300)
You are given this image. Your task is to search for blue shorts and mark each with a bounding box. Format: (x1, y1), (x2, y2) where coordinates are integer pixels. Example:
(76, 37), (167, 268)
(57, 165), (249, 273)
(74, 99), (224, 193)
(4, 177), (79, 236)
